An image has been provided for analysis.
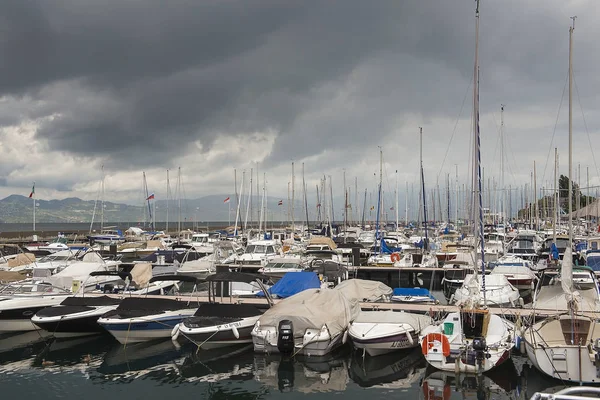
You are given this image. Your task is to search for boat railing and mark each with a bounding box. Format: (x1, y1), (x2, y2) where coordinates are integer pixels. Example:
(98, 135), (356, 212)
(530, 387), (600, 400)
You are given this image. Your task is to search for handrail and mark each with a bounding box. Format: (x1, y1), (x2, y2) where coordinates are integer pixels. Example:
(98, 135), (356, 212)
(530, 387), (600, 400)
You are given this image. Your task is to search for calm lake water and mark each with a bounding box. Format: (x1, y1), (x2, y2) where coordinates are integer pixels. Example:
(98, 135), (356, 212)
(0, 333), (570, 400)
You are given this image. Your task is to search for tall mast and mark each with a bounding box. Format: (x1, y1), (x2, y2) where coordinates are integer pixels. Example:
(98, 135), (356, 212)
(455, 165), (459, 225)
(343, 169), (347, 241)
(473, 0), (487, 306)
(303, 163), (309, 232)
(355, 177), (358, 226)
(101, 165), (105, 231)
(500, 104), (505, 228)
(420, 127), (428, 250)
(166, 169), (170, 233)
(291, 162), (295, 231)
(405, 181), (409, 226)
(568, 17), (576, 249)
(534, 161), (538, 230)
(177, 167), (181, 233)
(553, 148), (558, 244)
(395, 170), (399, 230)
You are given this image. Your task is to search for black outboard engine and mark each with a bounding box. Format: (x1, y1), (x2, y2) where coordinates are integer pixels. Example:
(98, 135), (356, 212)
(472, 337), (487, 368)
(277, 320), (295, 354)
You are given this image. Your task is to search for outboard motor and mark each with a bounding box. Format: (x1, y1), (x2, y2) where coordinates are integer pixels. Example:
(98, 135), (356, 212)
(277, 320), (295, 355)
(472, 337), (487, 368)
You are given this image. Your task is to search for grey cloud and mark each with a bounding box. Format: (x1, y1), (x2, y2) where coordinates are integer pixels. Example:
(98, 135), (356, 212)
(0, 0), (597, 192)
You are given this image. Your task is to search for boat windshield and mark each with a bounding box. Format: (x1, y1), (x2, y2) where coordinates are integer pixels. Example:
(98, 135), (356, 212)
(191, 236), (208, 243)
(264, 262), (302, 270)
(587, 256), (600, 271)
(246, 245), (266, 254)
(37, 254), (71, 263)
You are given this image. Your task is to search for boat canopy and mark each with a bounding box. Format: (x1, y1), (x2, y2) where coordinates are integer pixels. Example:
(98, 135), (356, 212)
(257, 271), (321, 299)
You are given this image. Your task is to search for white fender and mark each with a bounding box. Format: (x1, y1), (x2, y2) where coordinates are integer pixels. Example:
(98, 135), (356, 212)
(231, 324), (240, 339)
(342, 330), (348, 344)
(171, 324), (180, 342)
(407, 331), (414, 345)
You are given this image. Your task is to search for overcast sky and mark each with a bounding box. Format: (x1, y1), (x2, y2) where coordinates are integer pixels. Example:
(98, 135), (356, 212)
(0, 0), (598, 211)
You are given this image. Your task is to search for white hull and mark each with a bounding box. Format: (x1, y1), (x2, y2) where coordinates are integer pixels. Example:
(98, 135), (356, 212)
(98, 309), (196, 344)
(0, 319), (39, 332)
(420, 312), (515, 374)
(252, 325), (344, 357)
(522, 314), (600, 383)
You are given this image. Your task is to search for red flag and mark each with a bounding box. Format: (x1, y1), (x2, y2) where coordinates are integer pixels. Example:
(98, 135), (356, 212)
(29, 183), (35, 198)
(278, 200), (283, 206)
(224, 197), (230, 203)
(146, 193), (155, 200)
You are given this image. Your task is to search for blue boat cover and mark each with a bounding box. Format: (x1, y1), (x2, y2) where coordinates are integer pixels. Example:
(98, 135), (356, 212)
(392, 288), (434, 299)
(257, 272), (321, 298)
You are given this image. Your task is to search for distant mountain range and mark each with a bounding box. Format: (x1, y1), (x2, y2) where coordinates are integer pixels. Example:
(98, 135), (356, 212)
(0, 194), (350, 224)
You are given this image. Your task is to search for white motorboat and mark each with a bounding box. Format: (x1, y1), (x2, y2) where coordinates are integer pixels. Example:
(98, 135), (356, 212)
(30, 270), (175, 337)
(97, 275), (202, 344)
(349, 310), (432, 356)
(172, 272), (273, 349)
(258, 257), (305, 278)
(252, 279), (391, 357)
(0, 283), (73, 332)
(490, 255), (538, 296)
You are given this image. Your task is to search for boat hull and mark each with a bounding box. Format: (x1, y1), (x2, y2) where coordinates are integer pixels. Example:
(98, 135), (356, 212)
(98, 311), (195, 344)
(31, 306), (117, 337)
(173, 318), (257, 349)
(350, 331), (418, 357)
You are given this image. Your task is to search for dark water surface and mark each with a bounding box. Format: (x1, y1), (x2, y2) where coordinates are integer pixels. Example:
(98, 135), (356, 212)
(0, 332), (570, 399)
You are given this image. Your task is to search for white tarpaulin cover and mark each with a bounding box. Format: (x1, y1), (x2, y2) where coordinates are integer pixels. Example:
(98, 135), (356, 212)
(256, 279), (393, 338)
(334, 279), (392, 302)
(257, 288), (359, 338)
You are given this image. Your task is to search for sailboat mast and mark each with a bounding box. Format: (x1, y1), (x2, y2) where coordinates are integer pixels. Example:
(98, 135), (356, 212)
(553, 149), (558, 243)
(291, 162), (295, 232)
(166, 169), (170, 233)
(473, 0), (487, 306)
(568, 17), (575, 248)
(395, 170), (399, 230)
(500, 105), (505, 228)
(177, 167), (181, 233)
(101, 165), (105, 232)
(303, 163), (309, 232)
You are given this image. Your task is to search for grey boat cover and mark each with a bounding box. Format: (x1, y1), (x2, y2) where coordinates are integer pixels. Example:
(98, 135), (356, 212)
(334, 279), (392, 302)
(256, 279), (392, 338)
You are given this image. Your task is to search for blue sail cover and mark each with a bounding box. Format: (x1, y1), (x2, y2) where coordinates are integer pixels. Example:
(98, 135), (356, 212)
(379, 238), (403, 254)
(551, 243), (559, 260)
(257, 272), (321, 299)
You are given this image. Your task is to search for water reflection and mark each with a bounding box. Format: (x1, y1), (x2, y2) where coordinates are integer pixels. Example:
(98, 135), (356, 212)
(253, 348), (350, 393)
(349, 347), (426, 388)
(421, 359), (521, 400)
(0, 335), (589, 399)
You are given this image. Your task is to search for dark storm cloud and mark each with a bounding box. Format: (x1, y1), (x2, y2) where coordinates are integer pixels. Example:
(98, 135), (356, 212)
(0, 0), (597, 175)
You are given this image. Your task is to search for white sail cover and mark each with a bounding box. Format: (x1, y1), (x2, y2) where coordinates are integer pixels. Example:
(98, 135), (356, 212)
(257, 288), (360, 338)
(561, 246), (574, 296)
(334, 279), (393, 302)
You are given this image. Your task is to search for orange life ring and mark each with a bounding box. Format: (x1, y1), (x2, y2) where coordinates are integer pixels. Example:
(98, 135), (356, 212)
(391, 252), (401, 262)
(421, 332), (451, 357)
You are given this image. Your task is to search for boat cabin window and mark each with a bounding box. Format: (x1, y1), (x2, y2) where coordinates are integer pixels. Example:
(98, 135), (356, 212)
(591, 242), (598, 250)
(246, 245), (266, 254)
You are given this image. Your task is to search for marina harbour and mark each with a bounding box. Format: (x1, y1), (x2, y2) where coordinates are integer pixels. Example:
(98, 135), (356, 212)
(2, 1), (600, 399)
